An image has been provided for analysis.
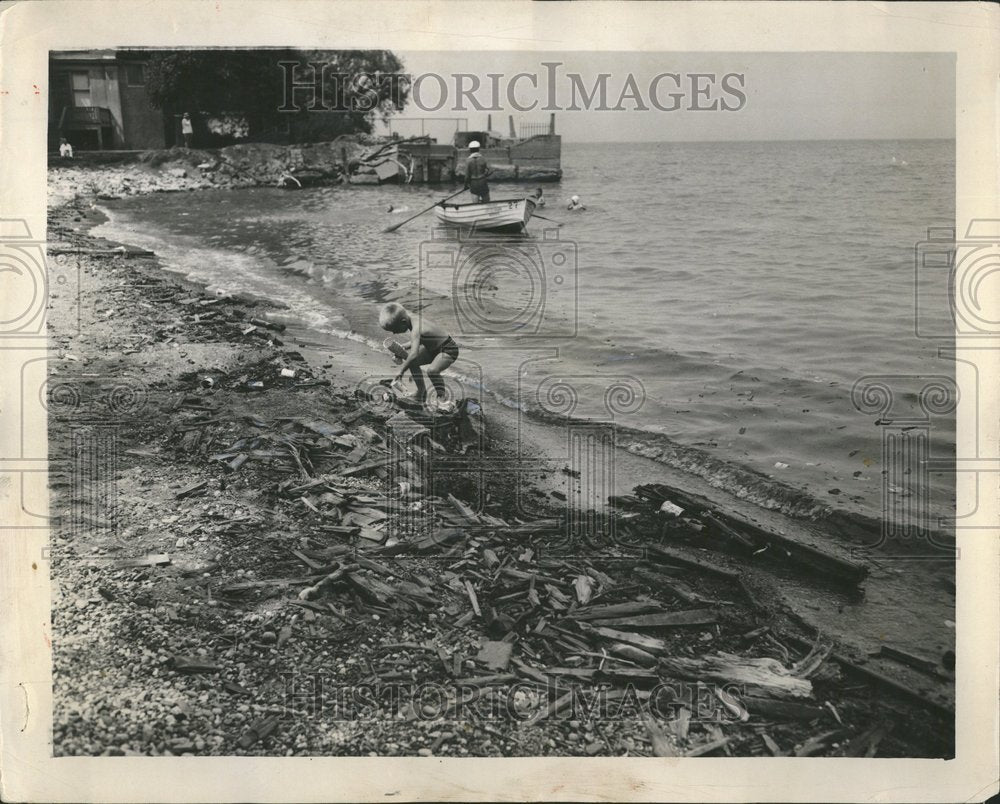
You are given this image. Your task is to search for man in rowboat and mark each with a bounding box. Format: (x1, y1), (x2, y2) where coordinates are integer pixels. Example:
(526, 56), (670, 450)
(379, 302), (459, 412)
(463, 140), (492, 203)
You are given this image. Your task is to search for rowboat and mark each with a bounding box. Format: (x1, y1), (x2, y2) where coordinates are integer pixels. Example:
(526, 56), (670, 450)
(435, 198), (536, 233)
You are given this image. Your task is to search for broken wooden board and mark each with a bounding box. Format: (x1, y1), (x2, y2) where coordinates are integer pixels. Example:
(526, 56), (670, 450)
(598, 667), (660, 684)
(609, 642), (658, 667)
(591, 609), (717, 629)
(647, 545), (740, 581)
(636, 482), (868, 586)
(175, 480), (208, 499)
(659, 652), (813, 699)
(542, 667), (598, 680)
(345, 572), (396, 605)
(341, 508), (387, 528)
(464, 579), (482, 617)
(511, 658), (549, 684)
(684, 736), (731, 757)
(499, 567), (564, 586)
(781, 632), (955, 719)
(447, 493), (480, 524)
(357, 527), (386, 543)
(341, 458), (387, 477)
(878, 645), (941, 676)
(475, 640), (513, 671)
(757, 530), (868, 586)
(700, 511), (756, 550)
(293, 418), (346, 440)
(741, 695), (828, 722)
(635, 567), (723, 606)
(297, 563), (358, 600)
(569, 601), (666, 621)
(393, 581), (437, 607)
(508, 518), (562, 534)
(586, 625), (671, 655)
(413, 528), (464, 552)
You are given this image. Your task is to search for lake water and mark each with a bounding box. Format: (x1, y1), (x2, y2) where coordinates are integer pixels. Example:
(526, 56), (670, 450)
(97, 139), (956, 531)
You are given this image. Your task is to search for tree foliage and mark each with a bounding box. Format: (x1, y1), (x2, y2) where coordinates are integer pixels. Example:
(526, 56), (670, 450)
(139, 49), (409, 142)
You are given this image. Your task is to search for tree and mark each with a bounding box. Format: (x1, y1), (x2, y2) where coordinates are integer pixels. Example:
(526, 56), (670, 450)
(141, 49), (409, 143)
(285, 49), (410, 141)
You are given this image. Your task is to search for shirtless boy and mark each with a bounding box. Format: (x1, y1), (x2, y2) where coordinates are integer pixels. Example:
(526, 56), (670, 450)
(378, 302), (459, 411)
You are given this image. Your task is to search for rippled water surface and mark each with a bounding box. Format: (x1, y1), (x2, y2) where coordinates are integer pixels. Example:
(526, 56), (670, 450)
(98, 139), (955, 526)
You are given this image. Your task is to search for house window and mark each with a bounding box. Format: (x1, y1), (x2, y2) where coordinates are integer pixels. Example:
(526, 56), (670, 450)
(125, 63), (145, 86)
(70, 71), (91, 107)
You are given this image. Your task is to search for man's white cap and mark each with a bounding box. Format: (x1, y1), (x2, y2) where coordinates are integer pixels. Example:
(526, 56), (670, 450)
(469, 140), (481, 149)
(571, 195), (580, 202)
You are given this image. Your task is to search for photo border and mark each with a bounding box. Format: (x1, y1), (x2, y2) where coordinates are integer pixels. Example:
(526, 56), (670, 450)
(1, 2), (997, 801)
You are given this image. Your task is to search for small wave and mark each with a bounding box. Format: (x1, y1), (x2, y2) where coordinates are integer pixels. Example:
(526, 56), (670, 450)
(93, 207), (341, 334)
(513, 394), (831, 519)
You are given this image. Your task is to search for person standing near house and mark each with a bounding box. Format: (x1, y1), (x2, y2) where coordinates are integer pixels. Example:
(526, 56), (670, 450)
(181, 112), (194, 148)
(464, 140), (492, 203)
(59, 138), (74, 159)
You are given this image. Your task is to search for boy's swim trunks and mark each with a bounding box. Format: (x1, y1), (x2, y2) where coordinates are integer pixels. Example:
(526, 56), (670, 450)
(432, 336), (459, 360)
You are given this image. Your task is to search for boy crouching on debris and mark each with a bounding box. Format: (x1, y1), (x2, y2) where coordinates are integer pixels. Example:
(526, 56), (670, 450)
(379, 302), (459, 412)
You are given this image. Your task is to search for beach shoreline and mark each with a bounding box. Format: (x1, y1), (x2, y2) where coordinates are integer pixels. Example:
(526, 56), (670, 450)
(44, 177), (955, 758)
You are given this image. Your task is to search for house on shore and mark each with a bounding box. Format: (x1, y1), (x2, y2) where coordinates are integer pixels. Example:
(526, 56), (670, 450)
(48, 50), (167, 151)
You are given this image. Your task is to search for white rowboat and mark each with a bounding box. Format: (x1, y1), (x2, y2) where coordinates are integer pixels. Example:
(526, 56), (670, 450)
(435, 198), (536, 233)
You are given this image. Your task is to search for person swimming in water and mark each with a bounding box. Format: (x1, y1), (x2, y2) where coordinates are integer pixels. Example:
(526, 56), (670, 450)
(566, 194), (586, 211)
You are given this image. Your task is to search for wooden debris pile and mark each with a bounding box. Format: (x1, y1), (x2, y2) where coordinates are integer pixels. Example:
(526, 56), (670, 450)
(209, 458), (935, 756)
(347, 136), (432, 185)
(164, 382), (949, 757)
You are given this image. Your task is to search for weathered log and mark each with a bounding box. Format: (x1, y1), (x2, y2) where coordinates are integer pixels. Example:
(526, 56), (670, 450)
(781, 632), (954, 719)
(659, 652), (813, 700)
(741, 695), (828, 722)
(636, 482), (868, 586)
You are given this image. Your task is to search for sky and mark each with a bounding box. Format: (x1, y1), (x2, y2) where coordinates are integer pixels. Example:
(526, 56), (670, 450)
(376, 52), (955, 143)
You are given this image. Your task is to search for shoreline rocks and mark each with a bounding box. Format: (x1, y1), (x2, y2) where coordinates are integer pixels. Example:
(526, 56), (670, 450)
(48, 138), (369, 206)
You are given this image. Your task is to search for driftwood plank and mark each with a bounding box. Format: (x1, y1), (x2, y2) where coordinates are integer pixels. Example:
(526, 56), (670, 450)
(659, 652), (813, 700)
(592, 609), (717, 629)
(569, 601), (665, 621)
(587, 625), (671, 654)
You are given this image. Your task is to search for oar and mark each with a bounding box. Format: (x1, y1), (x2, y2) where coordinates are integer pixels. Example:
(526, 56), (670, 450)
(531, 212), (563, 227)
(382, 188), (467, 233)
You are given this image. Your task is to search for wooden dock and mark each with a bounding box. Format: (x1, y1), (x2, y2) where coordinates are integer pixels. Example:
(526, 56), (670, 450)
(387, 114), (563, 184)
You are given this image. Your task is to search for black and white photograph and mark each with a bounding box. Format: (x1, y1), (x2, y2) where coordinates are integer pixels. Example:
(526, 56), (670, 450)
(0, 2), (997, 801)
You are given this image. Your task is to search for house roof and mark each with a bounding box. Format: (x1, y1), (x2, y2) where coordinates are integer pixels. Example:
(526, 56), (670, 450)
(51, 50), (119, 62)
